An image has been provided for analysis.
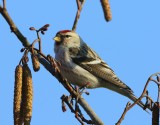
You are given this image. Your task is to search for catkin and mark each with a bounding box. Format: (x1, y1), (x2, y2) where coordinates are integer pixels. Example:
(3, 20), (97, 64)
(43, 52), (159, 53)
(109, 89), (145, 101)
(31, 54), (40, 72)
(14, 65), (23, 125)
(22, 64), (33, 124)
(100, 0), (112, 22)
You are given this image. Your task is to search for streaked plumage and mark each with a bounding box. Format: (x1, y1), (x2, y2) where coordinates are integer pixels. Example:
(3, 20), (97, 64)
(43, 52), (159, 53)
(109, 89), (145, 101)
(53, 30), (146, 110)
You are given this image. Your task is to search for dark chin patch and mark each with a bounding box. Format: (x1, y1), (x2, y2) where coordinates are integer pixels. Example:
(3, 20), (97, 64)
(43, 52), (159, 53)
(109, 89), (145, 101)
(55, 42), (61, 45)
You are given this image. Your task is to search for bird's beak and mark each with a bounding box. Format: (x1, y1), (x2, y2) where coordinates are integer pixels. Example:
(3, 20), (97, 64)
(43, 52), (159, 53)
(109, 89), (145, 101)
(53, 36), (61, 42)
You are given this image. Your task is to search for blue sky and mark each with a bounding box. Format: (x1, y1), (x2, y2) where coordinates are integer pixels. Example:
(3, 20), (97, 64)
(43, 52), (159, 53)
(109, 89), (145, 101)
(0, 0), (160, 125)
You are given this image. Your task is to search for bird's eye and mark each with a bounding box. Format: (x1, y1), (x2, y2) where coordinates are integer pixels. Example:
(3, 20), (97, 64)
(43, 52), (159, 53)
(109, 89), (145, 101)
(65, 35), (71, 38)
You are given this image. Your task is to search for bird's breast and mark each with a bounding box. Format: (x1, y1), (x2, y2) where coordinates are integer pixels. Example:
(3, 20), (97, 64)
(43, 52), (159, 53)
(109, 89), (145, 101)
(55, 49), (102, 88)
(55, 49), (72, 66)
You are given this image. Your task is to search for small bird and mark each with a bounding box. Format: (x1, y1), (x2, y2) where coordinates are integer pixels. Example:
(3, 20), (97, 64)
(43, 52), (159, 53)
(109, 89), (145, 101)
(53, 30), (146, 109)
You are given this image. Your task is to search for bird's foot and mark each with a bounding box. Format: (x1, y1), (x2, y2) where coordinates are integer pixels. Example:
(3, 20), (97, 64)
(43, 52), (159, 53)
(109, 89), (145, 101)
(79, 82), (90, 89)
(75, 82), (90, 96)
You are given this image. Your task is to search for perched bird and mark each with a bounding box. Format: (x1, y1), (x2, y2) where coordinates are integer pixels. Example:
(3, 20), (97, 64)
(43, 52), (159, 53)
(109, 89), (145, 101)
(53, 30), (146, 109)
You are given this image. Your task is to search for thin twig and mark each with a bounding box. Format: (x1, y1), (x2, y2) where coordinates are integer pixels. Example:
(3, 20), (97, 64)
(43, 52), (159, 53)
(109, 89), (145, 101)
(158, 85), (160, 103)
(3, 0), (6, 9)
(116, 102), (131, 125)
(127, 78), (151, 110)
(151, 79), (160, 102)
(36, 31), (42, 53)
(126, 73), (160, 110)
(149, 73), (160, 102)
(116, 73), (160, 125)
(61, 95), (94, 125)
(72, 0), (86, 31)
(31, 39), (40, 54)
(144, 94), (154, 110)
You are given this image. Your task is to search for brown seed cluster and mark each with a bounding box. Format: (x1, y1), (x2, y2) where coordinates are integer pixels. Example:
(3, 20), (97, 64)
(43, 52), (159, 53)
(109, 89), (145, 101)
(31, 54), (40, 72)
(22, 64), (33, 124)
(13, 64), (33, 125)
(14, 65), (23, 125)
(100, 0), (112, 22)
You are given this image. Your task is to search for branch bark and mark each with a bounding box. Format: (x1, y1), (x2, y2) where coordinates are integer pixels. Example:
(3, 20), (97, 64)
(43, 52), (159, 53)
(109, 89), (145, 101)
(0, 6), (30, 47)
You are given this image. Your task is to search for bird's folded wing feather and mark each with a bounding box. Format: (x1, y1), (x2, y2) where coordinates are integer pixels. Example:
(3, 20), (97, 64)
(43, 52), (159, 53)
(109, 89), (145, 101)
(69, 42), (132, 92)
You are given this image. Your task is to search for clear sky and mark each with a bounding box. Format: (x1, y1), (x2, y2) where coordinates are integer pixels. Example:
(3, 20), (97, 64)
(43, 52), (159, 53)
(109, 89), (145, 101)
(0, 0), (160, 125)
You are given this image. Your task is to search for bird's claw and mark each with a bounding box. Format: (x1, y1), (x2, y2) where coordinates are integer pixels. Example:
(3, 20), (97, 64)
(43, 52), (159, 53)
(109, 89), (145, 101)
(76, 82), (90, 96)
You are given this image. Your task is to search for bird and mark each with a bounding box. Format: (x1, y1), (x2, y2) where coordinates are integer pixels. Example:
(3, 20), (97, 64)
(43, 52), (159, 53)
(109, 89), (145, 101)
(53, 30), (147, 110)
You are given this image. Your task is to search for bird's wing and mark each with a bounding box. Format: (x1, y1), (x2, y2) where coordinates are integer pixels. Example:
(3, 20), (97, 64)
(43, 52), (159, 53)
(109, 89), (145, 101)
(69, 42), (132, 92)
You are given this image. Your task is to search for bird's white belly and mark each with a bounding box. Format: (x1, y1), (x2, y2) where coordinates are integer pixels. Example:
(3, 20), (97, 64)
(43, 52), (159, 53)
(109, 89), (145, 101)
(60, 64), (100, 88)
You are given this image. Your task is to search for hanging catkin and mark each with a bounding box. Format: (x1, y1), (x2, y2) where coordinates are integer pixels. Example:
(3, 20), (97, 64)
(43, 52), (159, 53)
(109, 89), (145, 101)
(31, 54), (40, 72)
(100, 0), (112, 22)
(14, 65), (23, 125)
(22, 64), (33, 124)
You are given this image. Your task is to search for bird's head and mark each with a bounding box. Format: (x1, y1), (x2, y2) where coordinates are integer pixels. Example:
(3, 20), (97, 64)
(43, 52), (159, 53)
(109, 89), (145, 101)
(53, 30), (81, 52)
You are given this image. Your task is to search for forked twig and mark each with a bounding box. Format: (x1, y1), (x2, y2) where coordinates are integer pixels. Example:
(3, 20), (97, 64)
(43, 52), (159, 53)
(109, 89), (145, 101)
(61, 95), (93, 125)
(116, 73), (160, 125)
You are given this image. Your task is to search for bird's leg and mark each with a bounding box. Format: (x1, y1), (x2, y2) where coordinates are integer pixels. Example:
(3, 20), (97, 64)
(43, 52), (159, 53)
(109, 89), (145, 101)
(79, 82), (90, 95)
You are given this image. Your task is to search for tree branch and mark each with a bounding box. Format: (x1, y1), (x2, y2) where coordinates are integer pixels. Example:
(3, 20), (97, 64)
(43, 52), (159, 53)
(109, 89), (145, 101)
(38, 56), (104, 125)
(0, 4), (104, 125)
(0, 6), (30, 47)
